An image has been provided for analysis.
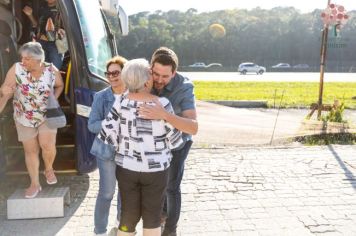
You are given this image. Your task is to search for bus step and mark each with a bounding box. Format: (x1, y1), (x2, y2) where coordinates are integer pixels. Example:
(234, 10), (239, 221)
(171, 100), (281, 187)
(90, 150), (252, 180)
(7, 187), (70, 219)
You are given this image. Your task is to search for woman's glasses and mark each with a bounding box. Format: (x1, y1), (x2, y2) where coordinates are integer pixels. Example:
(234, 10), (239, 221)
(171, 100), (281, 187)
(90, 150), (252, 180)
(105, 70), (121, 78)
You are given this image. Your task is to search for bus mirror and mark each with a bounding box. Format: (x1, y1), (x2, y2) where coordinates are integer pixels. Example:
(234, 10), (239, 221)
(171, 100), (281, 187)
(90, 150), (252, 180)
(117, 5), (129, 36)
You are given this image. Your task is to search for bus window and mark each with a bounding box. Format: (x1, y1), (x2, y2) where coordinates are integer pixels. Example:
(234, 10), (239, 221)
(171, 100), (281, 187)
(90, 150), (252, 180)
(74, 0), (112, 79)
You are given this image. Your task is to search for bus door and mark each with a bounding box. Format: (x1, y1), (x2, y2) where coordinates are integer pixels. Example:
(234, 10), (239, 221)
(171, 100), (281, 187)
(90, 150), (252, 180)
(59, 0), (124, 173)
(0, 1), (18, 177)
(0, 0), (127, 176)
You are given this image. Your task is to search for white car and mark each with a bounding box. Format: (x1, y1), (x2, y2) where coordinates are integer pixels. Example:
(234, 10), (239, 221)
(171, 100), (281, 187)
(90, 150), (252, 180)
(238, 62), (266, 75)
(206, 63), (222, 68)
(293, 64), (309, 69)
(188, 62), (206, 68)
(271, 63), (291, 68)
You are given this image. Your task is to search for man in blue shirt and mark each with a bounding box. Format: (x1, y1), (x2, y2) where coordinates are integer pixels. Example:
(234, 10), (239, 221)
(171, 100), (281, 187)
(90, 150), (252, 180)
(139, 47), (198, 236)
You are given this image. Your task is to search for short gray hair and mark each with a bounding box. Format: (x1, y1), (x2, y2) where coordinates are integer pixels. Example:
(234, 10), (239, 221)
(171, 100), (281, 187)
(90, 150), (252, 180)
(19, 42), (45, 63)
(121, 59), (151, 92)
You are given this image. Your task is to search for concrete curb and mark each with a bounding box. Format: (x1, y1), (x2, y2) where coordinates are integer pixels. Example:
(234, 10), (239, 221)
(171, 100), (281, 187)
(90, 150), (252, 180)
(298, 120), (356, 136)
(204, 100), (268, 108)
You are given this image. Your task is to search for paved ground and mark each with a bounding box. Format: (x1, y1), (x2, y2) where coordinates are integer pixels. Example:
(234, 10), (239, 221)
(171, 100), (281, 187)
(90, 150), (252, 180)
(1, 145), (356, 236)
(1, 101), (355, 235)
(194, 101), (356, 146)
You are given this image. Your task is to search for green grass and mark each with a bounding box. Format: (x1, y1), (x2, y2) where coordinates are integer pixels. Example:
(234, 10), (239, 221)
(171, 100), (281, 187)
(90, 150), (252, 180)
(194, 82), (356, 109)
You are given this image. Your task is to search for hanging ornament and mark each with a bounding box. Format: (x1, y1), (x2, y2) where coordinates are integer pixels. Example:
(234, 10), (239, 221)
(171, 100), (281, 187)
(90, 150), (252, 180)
(321, 3), (349, 37)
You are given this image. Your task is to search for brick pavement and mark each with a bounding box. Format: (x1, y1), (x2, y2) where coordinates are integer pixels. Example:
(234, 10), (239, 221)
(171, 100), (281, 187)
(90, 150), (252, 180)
(1, 145), (356, 236)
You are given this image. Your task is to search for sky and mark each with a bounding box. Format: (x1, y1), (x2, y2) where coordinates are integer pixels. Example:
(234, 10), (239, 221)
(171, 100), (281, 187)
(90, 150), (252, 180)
(119, 0), (355, 16)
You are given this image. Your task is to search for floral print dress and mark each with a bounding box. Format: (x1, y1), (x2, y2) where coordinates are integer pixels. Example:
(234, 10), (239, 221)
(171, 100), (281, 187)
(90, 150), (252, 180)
(13, 62), (54, 127)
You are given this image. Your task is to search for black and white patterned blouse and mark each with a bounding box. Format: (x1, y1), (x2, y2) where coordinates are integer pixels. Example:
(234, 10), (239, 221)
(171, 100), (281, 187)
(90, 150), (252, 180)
(98, 96), (183, 172)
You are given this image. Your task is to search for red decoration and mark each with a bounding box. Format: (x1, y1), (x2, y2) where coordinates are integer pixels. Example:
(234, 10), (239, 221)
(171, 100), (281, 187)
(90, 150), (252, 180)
(321, 3), (349, 26)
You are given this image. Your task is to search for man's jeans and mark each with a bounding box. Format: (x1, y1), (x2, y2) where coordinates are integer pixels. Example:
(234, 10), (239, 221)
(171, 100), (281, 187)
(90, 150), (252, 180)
(39, 40), (63, 69)
(164, 140), (193, 233)
(94, 158), (120, 234)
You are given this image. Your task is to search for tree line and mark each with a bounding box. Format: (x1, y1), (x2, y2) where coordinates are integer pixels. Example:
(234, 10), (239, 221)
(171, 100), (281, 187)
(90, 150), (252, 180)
(105, 7), (356, 72)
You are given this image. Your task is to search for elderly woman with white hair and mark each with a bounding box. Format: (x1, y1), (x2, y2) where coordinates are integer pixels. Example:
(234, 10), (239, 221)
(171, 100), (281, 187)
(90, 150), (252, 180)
(0, 41), (64, 198)
(98, 59), (182, 236)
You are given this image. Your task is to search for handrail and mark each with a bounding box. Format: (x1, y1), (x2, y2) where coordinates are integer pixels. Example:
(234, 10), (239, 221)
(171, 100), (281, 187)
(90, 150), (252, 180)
(64, 61), (71, 103)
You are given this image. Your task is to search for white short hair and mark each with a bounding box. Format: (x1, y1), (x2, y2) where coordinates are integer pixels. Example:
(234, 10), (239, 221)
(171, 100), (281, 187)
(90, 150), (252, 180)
(19, 42), (45, 63)
(121, 58), (151, 92)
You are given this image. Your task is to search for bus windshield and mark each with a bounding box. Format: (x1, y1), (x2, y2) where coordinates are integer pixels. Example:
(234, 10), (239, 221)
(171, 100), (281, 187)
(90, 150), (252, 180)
(74, 0), (113, 78)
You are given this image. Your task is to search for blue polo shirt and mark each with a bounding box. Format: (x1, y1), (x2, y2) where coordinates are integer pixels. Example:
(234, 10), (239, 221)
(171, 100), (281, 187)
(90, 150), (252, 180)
(152, 72), (196, 147)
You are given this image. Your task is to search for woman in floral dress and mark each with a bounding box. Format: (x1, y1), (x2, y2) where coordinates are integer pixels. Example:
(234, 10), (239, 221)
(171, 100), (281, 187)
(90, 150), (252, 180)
(0, 42), (64, 198)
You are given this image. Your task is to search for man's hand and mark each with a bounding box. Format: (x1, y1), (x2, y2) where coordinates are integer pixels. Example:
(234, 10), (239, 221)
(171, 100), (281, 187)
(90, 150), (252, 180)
(138, 99), (168, 120)
(22, 6), (33, 16)
(139, 98), (198, 135)
(22, 6), (38, 27)
(57, 28), (66, 38)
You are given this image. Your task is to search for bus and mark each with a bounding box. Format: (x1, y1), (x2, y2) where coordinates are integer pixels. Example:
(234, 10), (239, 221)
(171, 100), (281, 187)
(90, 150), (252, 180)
(0, 0), (128, 176)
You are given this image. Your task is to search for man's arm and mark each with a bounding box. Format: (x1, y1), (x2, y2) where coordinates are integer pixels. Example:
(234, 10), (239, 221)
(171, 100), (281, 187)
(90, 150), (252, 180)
(23, 6), (38, 27)
(138, 100), (198, 135)
(0, 64), (16, 113)
(164, 108), (198, 135)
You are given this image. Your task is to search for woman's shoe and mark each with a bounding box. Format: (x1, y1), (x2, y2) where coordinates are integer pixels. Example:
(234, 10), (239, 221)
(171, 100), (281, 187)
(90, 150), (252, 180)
(44, 169), (58, 185)
(25, 185), (42, 199)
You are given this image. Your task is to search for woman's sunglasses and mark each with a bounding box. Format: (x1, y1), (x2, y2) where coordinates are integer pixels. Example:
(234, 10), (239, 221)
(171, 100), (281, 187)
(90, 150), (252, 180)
(105, 70), (121, 78)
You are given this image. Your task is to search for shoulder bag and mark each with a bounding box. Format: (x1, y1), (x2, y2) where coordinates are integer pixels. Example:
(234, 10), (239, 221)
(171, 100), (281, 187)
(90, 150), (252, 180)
(46, 68), (67, 129)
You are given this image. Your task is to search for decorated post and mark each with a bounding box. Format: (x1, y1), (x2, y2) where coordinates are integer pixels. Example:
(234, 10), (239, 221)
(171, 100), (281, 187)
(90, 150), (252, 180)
(308, 1), (348, 119)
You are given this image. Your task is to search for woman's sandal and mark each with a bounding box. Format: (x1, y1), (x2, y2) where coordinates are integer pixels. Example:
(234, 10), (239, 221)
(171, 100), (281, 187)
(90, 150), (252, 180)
(44, 169), (58, 185)
(25, 185), (42, 199)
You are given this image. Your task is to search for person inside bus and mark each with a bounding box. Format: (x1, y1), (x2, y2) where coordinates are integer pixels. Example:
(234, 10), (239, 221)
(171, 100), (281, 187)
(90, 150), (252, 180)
(0, 42), (64, 198)
(98, 59), (183, 236)
(22, 0), (65, 70)
(88, 56), (127, 236)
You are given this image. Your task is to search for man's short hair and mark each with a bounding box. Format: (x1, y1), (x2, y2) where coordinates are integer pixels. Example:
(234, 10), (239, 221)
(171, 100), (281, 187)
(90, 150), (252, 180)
(151, 47), (178, 72)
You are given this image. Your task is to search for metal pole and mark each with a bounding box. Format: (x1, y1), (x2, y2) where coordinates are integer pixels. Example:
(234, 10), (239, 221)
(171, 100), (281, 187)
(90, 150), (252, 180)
(317, 0), (331, 119)
(270, 90), (285, 145)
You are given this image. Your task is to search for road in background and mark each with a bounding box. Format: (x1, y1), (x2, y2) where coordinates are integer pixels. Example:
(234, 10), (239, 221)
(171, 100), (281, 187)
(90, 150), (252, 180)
(181, 72), (356, 82)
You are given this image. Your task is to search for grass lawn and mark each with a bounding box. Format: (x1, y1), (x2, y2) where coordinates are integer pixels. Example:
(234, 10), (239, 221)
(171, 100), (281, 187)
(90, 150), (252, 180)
(194, 81), (356, 109)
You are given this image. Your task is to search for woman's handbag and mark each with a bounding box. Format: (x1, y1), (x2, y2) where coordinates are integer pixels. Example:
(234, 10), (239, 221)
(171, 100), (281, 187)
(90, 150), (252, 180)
(51, 12), (68, 54)
(55, 32), (68, 54)
(46, 92), (67, 129)
(45, 17), (56, 41)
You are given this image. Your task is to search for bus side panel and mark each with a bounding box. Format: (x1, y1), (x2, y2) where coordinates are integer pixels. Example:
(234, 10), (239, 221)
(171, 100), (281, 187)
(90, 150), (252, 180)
(74, 87), (97, 174)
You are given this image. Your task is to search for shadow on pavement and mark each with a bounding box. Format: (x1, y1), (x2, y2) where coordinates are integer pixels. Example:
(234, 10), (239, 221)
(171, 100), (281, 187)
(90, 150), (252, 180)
(0, 173), (90, 236)
(328, 145), (356, 190)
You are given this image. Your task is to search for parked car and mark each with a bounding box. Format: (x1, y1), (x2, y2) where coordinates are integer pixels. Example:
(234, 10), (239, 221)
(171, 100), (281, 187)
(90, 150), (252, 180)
(206, 63), (223, 68)
(238, 62), (266, 75)
(271, 63), (291, 68)
(293, 64), (310, 69)
(189, 62), (207, 68)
